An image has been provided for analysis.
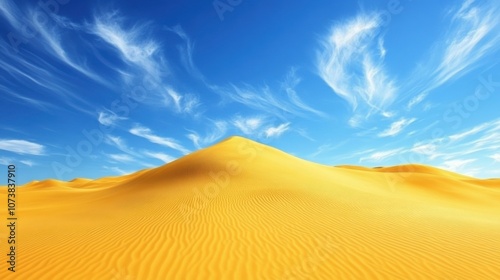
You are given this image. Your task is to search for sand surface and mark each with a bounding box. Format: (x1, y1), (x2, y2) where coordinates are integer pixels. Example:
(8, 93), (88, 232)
(1, 136), (499, 279)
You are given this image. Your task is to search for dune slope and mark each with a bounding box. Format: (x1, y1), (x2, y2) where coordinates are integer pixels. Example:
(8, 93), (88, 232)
(1, 136), (500, 279)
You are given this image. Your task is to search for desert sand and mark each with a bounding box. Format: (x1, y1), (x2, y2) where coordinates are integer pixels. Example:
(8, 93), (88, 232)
(1, 136), (500, 279)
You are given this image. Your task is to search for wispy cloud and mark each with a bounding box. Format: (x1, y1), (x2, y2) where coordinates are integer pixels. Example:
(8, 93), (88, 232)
(394, 119), (500, 177)
(435, 0), (500, 86)
(214, 68), (325, 119)
(381, 111), (395, 118)
(377, 37), (386, 58)
(407, 93), (428, 110)
(378, 118), (416, 137)
(316, 0), (500, 126)
(167, 28), (324, 121)
(163, 88), (200, 114)
(0, 1), (22, 29)
(0, 2), (107, 85)
(491, 154), (500, 162)
(360, 148), (404, 162)
(0, 157), (13, 165)
(26, 11), (104, 83)
(165, 25), (206, 82)
(98, 110), (127, 126)
(0, 139), (45, 155)
(411, 143), (438, 158)
(231, 116), (292, 138)
(105, 135), (138, 156)
(187, 121), (227, 148)
(317, 12), (397, 124)
(232, 116), (265, 135)
(294, 128), (316, 142)
(20, 160), (35, 166)
(448, 119), (499, 141)
(0, 47), (90, 113)
(103, 165), (131, 175)
(143, 151), (175, 163)
(265, 123), (290, 138)
(0, 157), (35, 167)
(409, 0), (500, 95)
(280, 68), (327, 117)
(442, 159), (476, 172)
(0, 84), (56, 111)
(104, 142), (162, 166)
(89, 12), (162, 79)
(107, 153), (135, 163)
(129, 124), (190, 154)
(351, 119), (498, 174)
(90, 14), (205, 117)
(0, 2), (107, 114)
(415, 119), (500, 161)
(310, 141), (348, 158)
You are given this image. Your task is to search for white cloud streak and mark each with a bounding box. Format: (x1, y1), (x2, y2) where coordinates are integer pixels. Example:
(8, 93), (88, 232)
(98, 110), (127, 126)
(163, 88), (200, 114)
(435, 0), (500, 86)
(129, 124), (190, 154)
(378, 118), (416, 137)
(165, 25), (206, 82)
(20, 160), (35, 166)
(448, 120), (498, 142)
(0, 157), (12, 165)
(442, 159), (476, 172)
(395, 119), (500, 178)
(360, 148), (404, 162)
(317, 12), (397, 123)
(411, 143), (438, 158)
(265, 123), (290, 138)
(214, 68), (325, 119)
(90, 14), (204, 116)
(316, 0), (500, 125)
(0, 3), (107, 86)
(105, 136), (138, 156)
(407, 93), (428, 110)
(108, 153), (134, 163)
(0, 1), (22, 29)
(187, 121), (227, 149)
(491, 154), (500, 162)
(166, 26), (323, 120)
(0, 2), (109, 114)
(407, 0), (500, 96)
(280, 68), (327, 118)
(90, 12), (162, 79)
(232, 116), (265, 135)
(0, 139), (45, 155)
(103, 165), (131, 175)
(144, 151), (176, 163)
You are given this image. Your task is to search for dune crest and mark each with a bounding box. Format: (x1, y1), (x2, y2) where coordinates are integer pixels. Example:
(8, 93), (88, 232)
(1, 136), (500, 279)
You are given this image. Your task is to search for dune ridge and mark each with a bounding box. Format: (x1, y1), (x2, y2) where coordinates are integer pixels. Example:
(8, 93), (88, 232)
(1, 136), (500, 279)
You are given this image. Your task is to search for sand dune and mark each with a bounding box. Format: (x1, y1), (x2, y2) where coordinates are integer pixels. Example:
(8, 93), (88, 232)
(1, 136), (500, 279)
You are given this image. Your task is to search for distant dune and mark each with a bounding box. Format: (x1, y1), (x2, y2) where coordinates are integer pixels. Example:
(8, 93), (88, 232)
(1, 136), (500, 279)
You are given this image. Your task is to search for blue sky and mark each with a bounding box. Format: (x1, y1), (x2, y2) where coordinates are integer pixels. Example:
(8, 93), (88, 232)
(1, 0), (499, 184)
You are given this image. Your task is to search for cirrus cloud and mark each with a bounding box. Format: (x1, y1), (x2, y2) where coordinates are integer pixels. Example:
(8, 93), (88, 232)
(0, 139), (45, 155)
(317, 12), (397, 125)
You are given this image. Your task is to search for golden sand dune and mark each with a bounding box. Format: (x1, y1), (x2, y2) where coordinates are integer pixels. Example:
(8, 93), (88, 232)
(1, 136), (500, 279)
